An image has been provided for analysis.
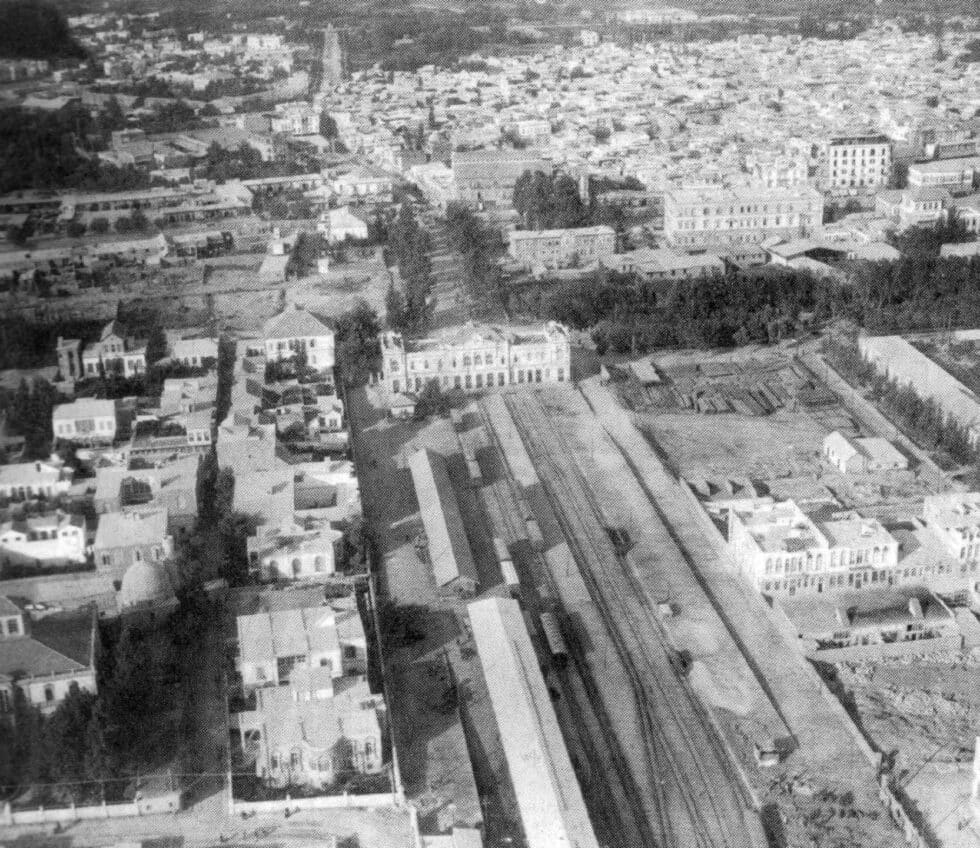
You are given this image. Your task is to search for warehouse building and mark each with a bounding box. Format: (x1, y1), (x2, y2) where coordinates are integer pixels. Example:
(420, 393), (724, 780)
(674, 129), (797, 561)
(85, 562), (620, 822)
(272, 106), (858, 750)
(468, 597), (600, 848)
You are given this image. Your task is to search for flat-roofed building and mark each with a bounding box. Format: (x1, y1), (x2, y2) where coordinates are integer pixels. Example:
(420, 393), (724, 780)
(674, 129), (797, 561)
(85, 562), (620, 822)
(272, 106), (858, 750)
(821, 134), (892, 193)
(0, 511), (86, 567)
(728, 499), (899, 595)
(468, 597), (600, 848)
(664, 185), (823, 248)
(236, 591), (367, 690)
(874, 187), (950, 230)
(408, 449), (478, 592)
(908, 156), (980, 195)
(508, 225), (615, 269)
(246, 517), (343, 582)
(922, 492), (980, 566)
(779, 587), (960, 661)
(452, 149), (548, 209)
(380, 321), (571, 397)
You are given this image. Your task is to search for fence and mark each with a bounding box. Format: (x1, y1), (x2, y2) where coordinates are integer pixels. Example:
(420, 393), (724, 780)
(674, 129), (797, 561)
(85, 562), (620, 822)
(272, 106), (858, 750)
(228, 790), (400, 817)
(2, 791), (181, 826)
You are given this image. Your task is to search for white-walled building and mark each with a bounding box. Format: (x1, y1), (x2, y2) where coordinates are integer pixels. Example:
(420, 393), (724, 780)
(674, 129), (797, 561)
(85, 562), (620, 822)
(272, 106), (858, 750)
(380, 321), (571, 397)
(507, 225), (615, 269)
(317, 206), (369, 244)
(822, 431), (908, 474)
(821, 134), (892, 193)
(262, 305), (335, 370)
(664, 185), (823, 248)
(237, 593), (367, 690)
(908, 156), (980, 195)
(246, 517), (344, 582)
(922, 493), (980, 566)
(0, 511), (86, 567)
(52, 398), (118, 445)
(728, 499), (900, 595)
(0, 460), (73, 501)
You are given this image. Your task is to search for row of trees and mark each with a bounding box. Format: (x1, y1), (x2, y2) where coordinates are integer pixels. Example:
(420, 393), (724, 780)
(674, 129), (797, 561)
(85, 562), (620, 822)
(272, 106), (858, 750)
(822, 336), (977, 467)
(0, 377), (60, 459)
(444, 202), (506, 316)
(0, 612), (189, 805)
(385, 203), (434, 333)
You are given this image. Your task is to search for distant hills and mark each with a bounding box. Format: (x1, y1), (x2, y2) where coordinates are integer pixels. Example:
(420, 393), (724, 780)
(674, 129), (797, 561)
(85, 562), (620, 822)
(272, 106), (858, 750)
(0, 0), (86, 60)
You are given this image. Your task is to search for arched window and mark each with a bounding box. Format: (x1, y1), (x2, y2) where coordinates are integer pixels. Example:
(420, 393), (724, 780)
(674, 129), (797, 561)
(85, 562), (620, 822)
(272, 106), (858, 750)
(314, 555), (325, 572)
(292, 558), (302, 576)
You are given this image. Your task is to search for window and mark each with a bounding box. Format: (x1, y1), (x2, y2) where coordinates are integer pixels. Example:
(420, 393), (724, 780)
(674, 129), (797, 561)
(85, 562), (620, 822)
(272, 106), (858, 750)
(44, 685), (55, 703)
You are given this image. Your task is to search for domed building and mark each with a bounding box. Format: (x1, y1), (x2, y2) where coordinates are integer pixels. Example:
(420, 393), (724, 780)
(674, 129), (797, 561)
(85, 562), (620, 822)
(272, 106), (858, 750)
(119, 560), (176, 611)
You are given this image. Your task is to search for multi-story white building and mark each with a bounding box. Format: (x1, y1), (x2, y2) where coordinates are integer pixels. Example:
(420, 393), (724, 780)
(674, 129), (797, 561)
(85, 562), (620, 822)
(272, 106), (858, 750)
(728, 499), (900, 596)
(508, 225), (615, 269)
(380, 321), (571, 397)
(236, 593), (367, 690)
(821, 134), (892, 194)
(922, 493), (980, 566)
(664, 185), (823, 248)
(56, 320), (147, 381)
(907, 156), (980, 195)
(0, 511), (86, 567)
(875, 187), (949, 230)
(52, 398), (118, 445)
(262, 305), (335, 370)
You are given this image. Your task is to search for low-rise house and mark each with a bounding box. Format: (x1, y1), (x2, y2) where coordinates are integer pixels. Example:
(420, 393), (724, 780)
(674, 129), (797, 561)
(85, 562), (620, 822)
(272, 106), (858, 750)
(246, 517), (344, 581)
(159, 375), (218, 416)
(52, 398), (118, 445)
(603, 247), (724, 281)
(822, 431), (908, 473)
(328, 167), (393, 204)
(263, 305), (336, 371)
(129, 412), (213, 461)
(237, 592), (368, 690)
(779, 587), (960, 660)
(0, 460), (73, 501)
(168, 336), (218, 368)
(0, 511), (86, 568)
(93, 508), (173, 584)
(249, 674), (384, 789)
(318, 206), (369, 244)
(0, 597), (100, 715)
(80, 320), (147, 379)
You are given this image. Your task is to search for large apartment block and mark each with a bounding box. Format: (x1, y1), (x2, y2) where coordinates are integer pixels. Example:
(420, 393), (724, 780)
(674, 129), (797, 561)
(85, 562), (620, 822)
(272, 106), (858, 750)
(664, 185), (823, 248)
(380, 321), (571, 398)
(508, 225), (615, 269)
(821, 134), (892, 193)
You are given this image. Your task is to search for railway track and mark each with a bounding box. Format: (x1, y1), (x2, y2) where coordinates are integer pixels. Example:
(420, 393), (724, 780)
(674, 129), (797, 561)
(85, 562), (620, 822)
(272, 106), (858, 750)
(504, 390), (765, 848)
(474, 402), (659, 848)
